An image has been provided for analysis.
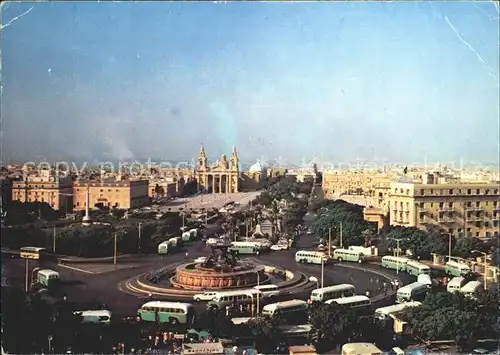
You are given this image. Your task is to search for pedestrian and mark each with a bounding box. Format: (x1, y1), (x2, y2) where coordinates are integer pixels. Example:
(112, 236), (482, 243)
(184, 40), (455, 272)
(383, 281), (387, 290)
(365, 289), (371, 298)
(369, 277), (374, 283)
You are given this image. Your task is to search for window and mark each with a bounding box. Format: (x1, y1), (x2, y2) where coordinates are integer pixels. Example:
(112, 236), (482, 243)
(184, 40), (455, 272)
(406, 189), (409, 195)
(476, 201), (480, 207)
(476, 189), (480, 194)
(485, 189), (489, 195)
(448, 202), (453, 208)
(420, 189), (424, 195)
(439, 202), (444, 208)
(449, 189), (453, 195)
(467, 189), (471, 195)
(467, 201), (472, 207)
(430, 189), (434, 194)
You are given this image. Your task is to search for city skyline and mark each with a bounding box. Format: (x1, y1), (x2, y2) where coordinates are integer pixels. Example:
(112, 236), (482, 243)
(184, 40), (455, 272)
(2, 1), (499, 163)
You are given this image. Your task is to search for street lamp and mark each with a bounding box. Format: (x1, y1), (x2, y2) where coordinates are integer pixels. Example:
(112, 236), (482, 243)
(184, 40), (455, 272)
(471, 250), (488, 290)
(388, 237), (409, 275)
(138, 222), (143, 254)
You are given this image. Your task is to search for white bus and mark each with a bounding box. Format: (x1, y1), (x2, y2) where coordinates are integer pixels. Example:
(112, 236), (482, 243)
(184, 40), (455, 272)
(325, 295), (371, 309)
(396, 282), (428, 303)
(381, 256), (410, 271)
(74, 310), (112, 325)
(207, 289), (262, 310)
(262, 300), (308, 318)
(374, 301), (421, 320)
(253, 284), (280, 298)
(447, 276), (466, 293)
(310, 284), (356, 302)
(459, 280), (481, 299)
(333, 249), (364, 263)
(295, 250), (328, 265)
(445, 261), (471, 277)
(137, 301), (195, 325)
(157, 241), (171, 255)
(405, 260), (431, 276)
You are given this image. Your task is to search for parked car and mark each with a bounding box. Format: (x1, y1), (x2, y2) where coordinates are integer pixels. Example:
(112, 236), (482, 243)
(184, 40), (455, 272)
(270, 244), (288, 251)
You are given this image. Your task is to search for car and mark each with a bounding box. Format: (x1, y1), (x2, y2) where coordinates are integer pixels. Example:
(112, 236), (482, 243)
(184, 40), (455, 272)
(194, 257), (207, 263)
(469, 349), (492, 355)
(270, 244), (288, 251)
(193, 291), (217, 301)
(306, 230), (313, 235)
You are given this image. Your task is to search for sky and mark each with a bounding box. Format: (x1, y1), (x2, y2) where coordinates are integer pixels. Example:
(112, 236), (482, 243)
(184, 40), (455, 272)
(1, 1), (499, 166)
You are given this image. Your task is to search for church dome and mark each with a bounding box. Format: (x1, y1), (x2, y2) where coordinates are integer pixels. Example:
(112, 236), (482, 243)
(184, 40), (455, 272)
(249, 160), (265, 173)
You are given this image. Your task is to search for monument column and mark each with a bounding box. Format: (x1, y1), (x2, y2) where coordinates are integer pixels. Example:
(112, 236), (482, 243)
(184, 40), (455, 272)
(219, 175), (222, 194)
(226, 176), (229, 194)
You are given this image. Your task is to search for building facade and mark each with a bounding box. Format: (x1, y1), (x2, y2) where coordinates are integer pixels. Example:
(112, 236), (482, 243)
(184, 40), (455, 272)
(73, 179), (149, 210)
(389, 177), (499, 238)
(11, 170), (73, 212)
(197, 146), (239, 193)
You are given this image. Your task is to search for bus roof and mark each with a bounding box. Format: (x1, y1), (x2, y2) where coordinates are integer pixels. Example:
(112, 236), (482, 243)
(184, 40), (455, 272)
(375, 302), (421, 315)
(213, 289), (260, 297)
(460, 281), (481, 292)
(231, 317), (253, 325)
(448, 276), (465, 285)
(262, 299), (307, 311)
(277, 324), (313, 334)
(74, 310), (112, 317)
(342, 343), (382, 355)
(295, 250), (326, 256)
(446, 261), (471, 270)
(159, 241), (170, 246)
(20, 246), (46, 252)
(254, 284), (278, 290)
(329, 295), (370, 304)
(141, 301), (192, 310)
(312, 284), (356, 294)
(334, 248), (361, 254)
(406, 260), (431, 269)
(382, 256), (410, 261)
(38, 269), (59, 277)
(398, 282), (427, 292)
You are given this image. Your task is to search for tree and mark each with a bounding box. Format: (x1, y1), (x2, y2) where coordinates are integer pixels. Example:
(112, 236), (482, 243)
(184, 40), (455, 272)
(401, 291), (498, 350)
(491, 247), (500, 267)
(452, 237), (488, 259)
(245, 317), (282, 352)
(308, 303), (357, 349)
(383, 226), (448, 260)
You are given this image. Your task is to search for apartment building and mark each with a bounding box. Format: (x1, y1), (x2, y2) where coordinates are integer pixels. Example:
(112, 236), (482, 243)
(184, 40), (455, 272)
(389, 174), (499, 238)
(11, 170), (73, 211)
(73, 179), (149, 210)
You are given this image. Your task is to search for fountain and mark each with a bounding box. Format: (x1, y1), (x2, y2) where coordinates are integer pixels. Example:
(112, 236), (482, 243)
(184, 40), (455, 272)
(173, 243), (267, 290)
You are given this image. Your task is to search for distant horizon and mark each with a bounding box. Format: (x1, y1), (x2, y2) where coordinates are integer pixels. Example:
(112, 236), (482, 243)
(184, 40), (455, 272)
(2, 2), (499, 163)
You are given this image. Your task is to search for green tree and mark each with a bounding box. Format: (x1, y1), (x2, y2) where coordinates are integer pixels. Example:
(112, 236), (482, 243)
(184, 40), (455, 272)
(452, 237), (487, 259)
(383, 226), (448, 260)
(308, 303), (357, 349)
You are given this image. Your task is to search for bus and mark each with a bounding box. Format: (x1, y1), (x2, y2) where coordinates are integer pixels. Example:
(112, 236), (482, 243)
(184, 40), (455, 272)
(310, 284), (356, 302)
(253, 284), (280, 298)
(445, 261), (471, 277)
(36, 269), (60, 288)
(341, 343), (382, 355)
(325, 295), (371, 310)
(381, 256), (410, 271)
(459, 280), (481, 299)
(404, 261), (431, 276)
(137, 301), (195, 325)
(158, 241), (171, 255)
(374, 301), (422, 320)
(20, 246), (47, 259)
(396, 282), (428, 303)
(74, 310), (112, 325)
(262, 300), (308, 321)
(295, 251), (327, 265)
(332, 249), (364, 263)
(207, 290), (262, 310)
(182, 231), (192, 242)
(229, 242), (259, 255)
(447, 276), (466, 293)
(277, 324), (313, 339)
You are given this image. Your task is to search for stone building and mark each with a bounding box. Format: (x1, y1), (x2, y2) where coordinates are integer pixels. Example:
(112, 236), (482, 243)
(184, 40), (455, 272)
(73, 178), (149, 210)
(196, 146), (239, 193)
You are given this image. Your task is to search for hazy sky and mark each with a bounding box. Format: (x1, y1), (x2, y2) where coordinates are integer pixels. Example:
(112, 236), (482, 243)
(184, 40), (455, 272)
(2, 1), (499, 165)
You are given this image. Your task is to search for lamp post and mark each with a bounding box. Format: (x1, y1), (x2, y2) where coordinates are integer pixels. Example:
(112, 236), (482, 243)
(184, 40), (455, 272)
(53, 225), (57, 253)
(321, 255), (325, 289)
(472, 250), (488, 290)
(138, 222), (142, 254)
(113, 232), (118, 268)
(388, 237), (408, 275)
(48, 335), (53, 354)
(256, 271), (260, 316)
(309, 276), (319, 289)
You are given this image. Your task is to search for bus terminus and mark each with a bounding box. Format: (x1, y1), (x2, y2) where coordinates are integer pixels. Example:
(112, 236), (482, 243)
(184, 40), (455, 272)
(295, 251), (328, 265)
(137, 301), (195, 325)
(374, 301), (422, 320)
(396, 282), (428, 303)
(325, 295), (371, 310)
(229, 242), (260, 255)
(207, 289), (262, 310)
(381, 256), (410, 272)
(404, 260), (431, 276)
(310, 284), (356, 302)
(332, 249), (364, 263)
(445, 261), (471, 277)
(262, 300), (308, 321)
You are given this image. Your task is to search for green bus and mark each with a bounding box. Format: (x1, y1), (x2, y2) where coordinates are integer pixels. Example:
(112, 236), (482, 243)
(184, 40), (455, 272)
(332, 249), (364, 263)
(396, 282), (428, 303)
(310, 284), (356, 302)
(157, 241), (171, 255)
(381, 256), (410, 271)
(207, 290), (262, 310)
(295, 251), (328, 265)
(444, 261), (471, 277)
(36, 269), (60, 289)
(137, 301), (195, 325)
(404, 260), (431, 276)
(229, 242), (259, 255)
